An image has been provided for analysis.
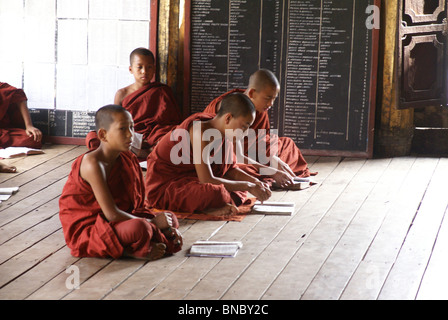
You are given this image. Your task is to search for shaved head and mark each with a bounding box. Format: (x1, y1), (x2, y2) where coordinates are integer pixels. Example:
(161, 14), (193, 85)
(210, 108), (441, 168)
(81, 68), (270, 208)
(130, 47), (155, 65)
(217, 92), (255, 119)
(95, 105), (129, 131)
(248, 69), (280, 91)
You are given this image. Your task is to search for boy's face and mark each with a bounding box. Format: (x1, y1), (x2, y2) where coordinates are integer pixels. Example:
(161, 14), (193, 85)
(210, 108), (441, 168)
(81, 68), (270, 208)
(249, 85), (280, 113)
(104, 111), (134, 152)
(129, 54), (155, 85)
(225, 112), (255, 140)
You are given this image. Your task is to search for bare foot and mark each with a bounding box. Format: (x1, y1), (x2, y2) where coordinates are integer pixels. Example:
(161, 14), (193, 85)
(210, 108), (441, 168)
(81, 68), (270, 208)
(122, 242), (167, 261)
(147, 243), (166, 261)
(150, 212), (183, 248)
(202, 203), (238, 217)
(0, 163), (17, 173)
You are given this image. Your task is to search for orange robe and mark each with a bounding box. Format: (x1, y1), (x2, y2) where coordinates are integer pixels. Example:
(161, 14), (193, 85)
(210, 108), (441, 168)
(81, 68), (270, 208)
(204, 89), (313, 178)
(145, 113), (248, 213)
(59, 151), (181, 259)
(86, 82), (182, 150)
(0, 82), (42, 149)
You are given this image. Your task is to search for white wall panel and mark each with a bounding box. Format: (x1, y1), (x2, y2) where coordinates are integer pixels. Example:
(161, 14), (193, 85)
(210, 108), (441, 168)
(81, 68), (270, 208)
(0, 0), (151, 112)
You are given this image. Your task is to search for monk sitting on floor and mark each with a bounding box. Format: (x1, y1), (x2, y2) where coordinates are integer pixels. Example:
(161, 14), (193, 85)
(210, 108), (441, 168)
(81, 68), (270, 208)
(85, 48), (182, 158)
(145, 92), (271, 217)
(203, 69), (316, 189)
(60, 105), (182, 260)
(0, 82), (42, 150)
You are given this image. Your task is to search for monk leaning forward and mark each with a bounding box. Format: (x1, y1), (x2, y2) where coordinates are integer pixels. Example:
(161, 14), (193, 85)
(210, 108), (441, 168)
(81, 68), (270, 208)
(204, 69), (317, 190)
(145, 93), (271, 217)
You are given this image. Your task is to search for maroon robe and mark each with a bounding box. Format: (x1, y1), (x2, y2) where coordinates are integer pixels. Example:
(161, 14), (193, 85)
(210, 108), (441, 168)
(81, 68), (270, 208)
(0, 82), (42, 149)
(85, 82), (182, 150)
(145, 113), (248, 213)
(59, 151), (180, 259)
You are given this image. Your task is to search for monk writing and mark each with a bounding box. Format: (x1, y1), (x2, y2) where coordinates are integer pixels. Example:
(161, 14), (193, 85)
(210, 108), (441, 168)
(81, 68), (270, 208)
(86, 48), (182, 158)
(204, 69), (316, 189)
(145, 93), (271, 217)
(60, 105), (182, 260)
(0, 82), (42, 150)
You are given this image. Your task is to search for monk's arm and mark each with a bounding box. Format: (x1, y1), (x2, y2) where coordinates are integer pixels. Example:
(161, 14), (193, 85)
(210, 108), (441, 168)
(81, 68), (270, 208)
(191, 125), (253, 192)
(190, 126), (270, 202)
(270, 154), (295, 177)
(113, 88), (126, 106)
(80, 155), (136, 222)
(224, 166), (259, 184)
(193, 153), (272, 202)
(17, 100), (42, 142)
(225, 167), (271, 202)
(193, 155), (252, 192)
(235, 140), (294, 186)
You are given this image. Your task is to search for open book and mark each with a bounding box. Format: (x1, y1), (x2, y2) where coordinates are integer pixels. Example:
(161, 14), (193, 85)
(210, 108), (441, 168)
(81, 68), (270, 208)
(251, 201), (295, 215)
(0, 187), (19, 201)
(187, 240), (243, 258)
(139, 161), (147, 170)
(0, 147), (44, 159)
(130, 132), (148, 159)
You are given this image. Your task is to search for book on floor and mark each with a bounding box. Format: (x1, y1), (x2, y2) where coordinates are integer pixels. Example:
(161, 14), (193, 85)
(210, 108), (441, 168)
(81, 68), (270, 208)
(251, 201), (295, 215)
(187, 240), (243, 258)
(0, 147), (44, 159)
(291, 176), (316, 190)
(0, 187), (19, 201)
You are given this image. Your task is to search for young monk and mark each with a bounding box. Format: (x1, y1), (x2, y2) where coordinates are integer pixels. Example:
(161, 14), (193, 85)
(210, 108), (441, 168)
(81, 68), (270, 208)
(145, 92), (271, 217)
(60, 105), (182, 260)
(85, 48), (182, 158)
(0, 82), (42, 149)
(203, 69), (316, 189)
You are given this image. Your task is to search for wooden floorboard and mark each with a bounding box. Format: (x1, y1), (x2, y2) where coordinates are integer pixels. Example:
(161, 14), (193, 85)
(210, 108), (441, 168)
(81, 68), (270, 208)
(0, 144), (446, 300)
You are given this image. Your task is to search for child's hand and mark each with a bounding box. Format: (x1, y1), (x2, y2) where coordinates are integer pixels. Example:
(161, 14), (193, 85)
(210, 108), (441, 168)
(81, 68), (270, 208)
(25, 126), (42, 142)
(272, 170), (295, 188)
(151, 212), (173, 230)
(278, 161), (295, 177)
(248, 181), (271, 202)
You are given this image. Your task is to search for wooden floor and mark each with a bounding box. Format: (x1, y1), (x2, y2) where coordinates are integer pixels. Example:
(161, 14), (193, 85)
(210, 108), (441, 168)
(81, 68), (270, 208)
(1, 144), (447, 300)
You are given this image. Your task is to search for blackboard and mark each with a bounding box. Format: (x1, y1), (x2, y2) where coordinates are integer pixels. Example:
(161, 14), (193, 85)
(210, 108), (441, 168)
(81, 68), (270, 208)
(184, 0), (379, 157)
(30, 109), (95, 139)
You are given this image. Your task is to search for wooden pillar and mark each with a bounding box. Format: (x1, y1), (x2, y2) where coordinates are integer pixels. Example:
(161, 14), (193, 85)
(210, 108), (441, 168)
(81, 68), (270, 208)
(375, 0), (414, 157)
(156, 0), (184, 110)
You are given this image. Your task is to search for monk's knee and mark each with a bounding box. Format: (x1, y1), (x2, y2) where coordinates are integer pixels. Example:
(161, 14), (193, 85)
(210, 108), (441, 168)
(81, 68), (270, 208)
(112, 218), (151, 246)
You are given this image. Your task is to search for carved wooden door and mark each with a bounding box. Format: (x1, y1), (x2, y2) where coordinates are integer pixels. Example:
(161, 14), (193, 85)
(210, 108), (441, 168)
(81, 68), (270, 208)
(398, 0), (448, 108)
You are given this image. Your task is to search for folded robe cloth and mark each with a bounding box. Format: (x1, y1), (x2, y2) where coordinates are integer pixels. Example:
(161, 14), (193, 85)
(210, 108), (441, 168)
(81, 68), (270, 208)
(150, 197), (257, 222)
